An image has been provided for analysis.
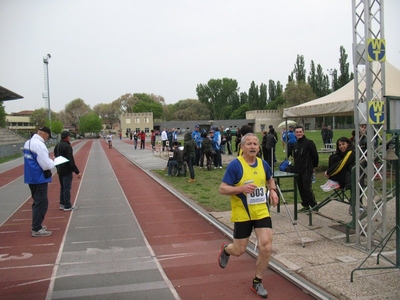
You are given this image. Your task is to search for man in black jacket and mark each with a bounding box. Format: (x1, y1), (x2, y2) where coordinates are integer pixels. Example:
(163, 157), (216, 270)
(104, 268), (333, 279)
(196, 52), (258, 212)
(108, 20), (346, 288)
(54, 131), (81, 211)
(293, 126), (319, 211)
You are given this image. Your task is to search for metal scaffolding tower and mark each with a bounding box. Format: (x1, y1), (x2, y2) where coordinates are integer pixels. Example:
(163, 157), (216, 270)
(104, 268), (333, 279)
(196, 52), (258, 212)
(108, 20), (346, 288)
(352, 0), (387, 250)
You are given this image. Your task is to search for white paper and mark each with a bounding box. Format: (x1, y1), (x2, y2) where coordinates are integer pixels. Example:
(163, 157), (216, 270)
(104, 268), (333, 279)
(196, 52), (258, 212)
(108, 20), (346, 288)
(54, 156), (69, 166)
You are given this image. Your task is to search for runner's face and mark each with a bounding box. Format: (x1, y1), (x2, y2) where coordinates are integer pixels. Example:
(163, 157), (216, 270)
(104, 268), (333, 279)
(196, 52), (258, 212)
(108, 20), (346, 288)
(242, 136), (259, 156)
(295, 128), (304, 139)
(338, 141), (349, 152)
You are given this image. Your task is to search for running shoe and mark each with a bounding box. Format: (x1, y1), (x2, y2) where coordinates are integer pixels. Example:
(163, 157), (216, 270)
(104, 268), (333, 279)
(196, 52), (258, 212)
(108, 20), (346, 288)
(59, 204), (64, 210)
(251, 281), (268, 298)
(64, 206), (78, 211)
(218, 242), (230, 268)
(32, 228), (52, 237)
(323, 180), (340, 192)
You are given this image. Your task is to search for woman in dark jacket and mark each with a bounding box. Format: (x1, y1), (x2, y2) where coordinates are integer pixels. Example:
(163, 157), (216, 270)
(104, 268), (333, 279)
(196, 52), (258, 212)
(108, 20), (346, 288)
(183, 131), (196, 182)
(322, 137), (355, 191)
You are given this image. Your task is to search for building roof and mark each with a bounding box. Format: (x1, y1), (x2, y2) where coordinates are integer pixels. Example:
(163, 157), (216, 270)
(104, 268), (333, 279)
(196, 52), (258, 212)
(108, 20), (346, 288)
(0, 86), (24, 101)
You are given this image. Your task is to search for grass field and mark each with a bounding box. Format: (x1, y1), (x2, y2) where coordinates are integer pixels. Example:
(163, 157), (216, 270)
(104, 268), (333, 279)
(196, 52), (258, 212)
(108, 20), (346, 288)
(154, 129), (354, 211)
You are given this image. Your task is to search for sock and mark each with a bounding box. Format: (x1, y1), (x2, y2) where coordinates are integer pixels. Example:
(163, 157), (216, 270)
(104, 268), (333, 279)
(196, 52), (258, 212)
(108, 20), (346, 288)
(224, 245), (230, 256)
(253, 277), (262, 284)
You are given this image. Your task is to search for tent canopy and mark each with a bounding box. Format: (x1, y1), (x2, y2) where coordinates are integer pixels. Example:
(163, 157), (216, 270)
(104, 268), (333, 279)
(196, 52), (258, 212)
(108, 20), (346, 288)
(283, 62), (400, 118)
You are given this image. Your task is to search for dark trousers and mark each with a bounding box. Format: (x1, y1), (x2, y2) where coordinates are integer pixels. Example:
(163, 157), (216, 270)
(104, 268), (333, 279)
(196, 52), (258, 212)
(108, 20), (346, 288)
(140, 139), (145, 149)
(187, 154), (195, 179)
(226, 141), (232, 155)
(214, 149), (222, 167)
(29, 183), (49, 231)
(194, 148), (201, 166)
(59, 172), (73, 209)
(297, 173), (317, 208)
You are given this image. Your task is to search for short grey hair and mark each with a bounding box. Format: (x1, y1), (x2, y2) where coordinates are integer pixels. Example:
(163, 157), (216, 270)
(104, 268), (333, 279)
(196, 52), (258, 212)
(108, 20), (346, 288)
(240, 133), (258, 146)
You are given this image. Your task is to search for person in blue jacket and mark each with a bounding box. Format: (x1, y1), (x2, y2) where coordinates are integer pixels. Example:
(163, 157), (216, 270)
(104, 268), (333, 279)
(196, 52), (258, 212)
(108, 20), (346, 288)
(282, 125), (297, 158)
(23, 126), (55, 237)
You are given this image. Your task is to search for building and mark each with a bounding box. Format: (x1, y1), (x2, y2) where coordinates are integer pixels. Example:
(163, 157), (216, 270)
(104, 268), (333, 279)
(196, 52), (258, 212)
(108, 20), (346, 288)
(120, 112), (154, 136)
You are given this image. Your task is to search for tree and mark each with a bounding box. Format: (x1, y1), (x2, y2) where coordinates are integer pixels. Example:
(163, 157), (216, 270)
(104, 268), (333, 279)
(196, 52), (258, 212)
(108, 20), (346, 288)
(132, 101), (163, 119)
(230, 104), (250, 119)
(276, 81), (283, 98)
(293, 55), (306, 83)
(248, 81), (259, 110)
(308, 61), (331, 97)
(0, 102), (6, 127)
(170, 99), (210, 121)
(46, 119), (63, 135)
(79, 112), (103, 135)
(30, 108), (59, 127)
(196, 78), (239, 120)
(268, 80), (276, 103)
(337, 46), (353, 88)
(283, 81), (316, 107)
(259, 83), (267, 109)
(93, 103), (119, 129)
(64, 98), (91, 131)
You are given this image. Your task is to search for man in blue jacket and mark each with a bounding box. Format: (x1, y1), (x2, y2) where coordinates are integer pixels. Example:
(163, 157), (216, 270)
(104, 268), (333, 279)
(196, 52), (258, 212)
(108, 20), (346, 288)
(283, 125), (297, 158)
(23, 126), (55, 237)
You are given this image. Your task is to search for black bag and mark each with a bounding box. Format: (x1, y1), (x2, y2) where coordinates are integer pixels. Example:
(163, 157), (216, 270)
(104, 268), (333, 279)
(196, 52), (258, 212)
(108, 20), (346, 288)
(44, 170), (52, 178)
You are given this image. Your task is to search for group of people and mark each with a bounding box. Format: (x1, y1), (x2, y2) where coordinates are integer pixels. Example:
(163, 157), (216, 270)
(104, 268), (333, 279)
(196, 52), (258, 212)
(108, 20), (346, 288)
(23, 126), (81, 237)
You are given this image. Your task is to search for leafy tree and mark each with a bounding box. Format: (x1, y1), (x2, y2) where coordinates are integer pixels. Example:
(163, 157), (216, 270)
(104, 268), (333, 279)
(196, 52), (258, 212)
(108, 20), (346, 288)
(248, 81), (259, 110)
(64, 98), (91, 130)
(337, 46), (353, 88)
(170, 99), (210, 121)
(230, 104), (250, 119)
(293, 55), (306, 83)
(239, 92), (248, 106)
(308, 61), (331, 97)
(230, 92), (240, 111)
(283, 81), (316, 107)
(268, 80), (276, 102)
(30, 108), (58, 127)
(132, 101), (163, 119)
(79, 112), (103, 135)
(259, 83), (267, 109)
(0, 102), (6, 127)
(196, 78), (239, 120)
(93, 103), (120, 129)
(276, 81), (283, 98)
(113, 93), (138, 113)
(265, 95), (285, 110)
(46, 119), (63, 135)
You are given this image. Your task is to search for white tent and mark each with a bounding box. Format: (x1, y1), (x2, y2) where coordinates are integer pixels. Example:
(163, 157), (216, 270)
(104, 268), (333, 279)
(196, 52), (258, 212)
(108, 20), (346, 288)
(283, 62), (400, 118)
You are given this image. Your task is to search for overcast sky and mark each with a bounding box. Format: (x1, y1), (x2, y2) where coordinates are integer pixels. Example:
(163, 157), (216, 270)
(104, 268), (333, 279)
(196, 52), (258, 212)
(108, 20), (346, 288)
(1, 0), (399, 114)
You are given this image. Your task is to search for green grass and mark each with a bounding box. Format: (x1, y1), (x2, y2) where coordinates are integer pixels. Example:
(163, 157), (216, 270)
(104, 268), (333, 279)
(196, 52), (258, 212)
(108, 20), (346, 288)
(0, 153), (22, 164)
(153, 129), (354, 212)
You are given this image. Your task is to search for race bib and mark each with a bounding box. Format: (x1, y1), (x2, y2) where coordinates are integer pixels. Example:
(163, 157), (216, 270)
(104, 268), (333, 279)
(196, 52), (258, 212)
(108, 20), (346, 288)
(247, 186), (267, 205)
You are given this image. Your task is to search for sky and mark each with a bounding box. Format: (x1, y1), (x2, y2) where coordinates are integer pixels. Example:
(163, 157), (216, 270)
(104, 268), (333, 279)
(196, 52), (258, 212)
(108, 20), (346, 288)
(1, 0), (399, 114)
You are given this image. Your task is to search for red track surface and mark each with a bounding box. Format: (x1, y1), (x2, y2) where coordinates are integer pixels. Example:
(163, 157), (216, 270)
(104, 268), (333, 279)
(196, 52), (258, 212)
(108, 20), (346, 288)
(0, 140), (314, 299)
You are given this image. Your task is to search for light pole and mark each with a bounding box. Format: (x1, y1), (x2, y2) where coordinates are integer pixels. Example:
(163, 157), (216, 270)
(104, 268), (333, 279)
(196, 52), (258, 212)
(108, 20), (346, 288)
(43, 54), (51, 130)
(327, 68), (335, 129)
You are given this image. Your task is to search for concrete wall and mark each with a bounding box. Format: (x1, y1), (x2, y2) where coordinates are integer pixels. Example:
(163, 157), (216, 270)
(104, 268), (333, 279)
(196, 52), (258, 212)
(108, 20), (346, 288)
(0, 142), (25, 158)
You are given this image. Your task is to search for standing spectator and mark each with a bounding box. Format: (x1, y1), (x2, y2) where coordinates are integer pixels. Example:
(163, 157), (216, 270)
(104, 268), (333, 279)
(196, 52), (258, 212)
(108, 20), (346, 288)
(349, 130), (356, 143)
(262, 129), (277, 168)
(282, 125), (296, 157)
(201, 130), (214, 170)
(151, 130), (156, 151)
(129, 131), (133, 140)
(225, 128), (233, 155)
(54, 131), (81, 211)
(168, 128), (173, 150)
(325, 125), (333, 147)
(119, 132), (122, 140)
(213, 127), (222, 168)
(106, 133), (113, 149)
(268, 125), (278, 164)
(220, 126), (226, 154)
(183, 131), (196, 183)
(133, 132), (138, 150)
(161, 128), (168, 152)
(23, 126), (55, 237)
(172, 128), (178, 143)
(140, 131), (146, 149)
(192, 124), (202, 166)
(125, 130), (128, 138)
(218, 133), (279, 299)
(234, 128), (241, 152)
(280, 128), (286, 152)
(293, 125), (319, 211)
(321, 124), (327, 145)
